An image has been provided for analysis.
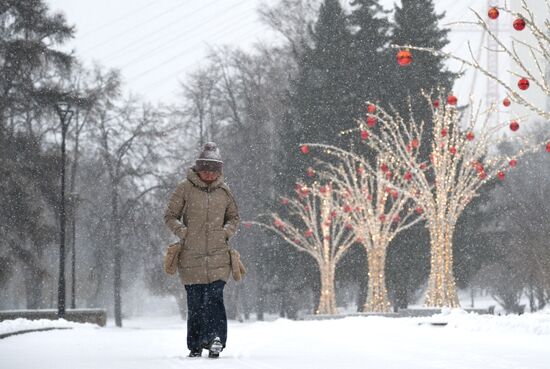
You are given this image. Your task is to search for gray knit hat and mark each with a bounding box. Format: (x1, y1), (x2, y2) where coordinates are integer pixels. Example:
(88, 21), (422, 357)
(195, 142), (223, 173)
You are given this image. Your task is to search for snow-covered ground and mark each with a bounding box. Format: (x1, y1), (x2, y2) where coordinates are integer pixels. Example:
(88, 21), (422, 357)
(1, 310), (550, 369)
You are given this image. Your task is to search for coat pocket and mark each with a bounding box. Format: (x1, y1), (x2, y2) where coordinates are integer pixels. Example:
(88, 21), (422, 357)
(207, 229), (227, 250)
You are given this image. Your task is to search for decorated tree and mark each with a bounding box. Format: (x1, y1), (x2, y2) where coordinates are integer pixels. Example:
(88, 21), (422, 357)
(356, 92), (545, 307)
(394, 1), (550, 120)
(245, 182), (357, 315)
(304, 144), (424, 312)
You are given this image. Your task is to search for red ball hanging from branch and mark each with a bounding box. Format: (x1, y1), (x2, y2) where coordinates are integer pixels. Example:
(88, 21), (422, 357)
(404, 171), (412, 181)
(305, 229), (313, 237)
(360, 130), (369, 141)
(497, 171), (506, 181)
(441, 128), (448, 137)
(509, 120), (520, 131)
(513, 17), (526, 31)
(380, 163), (389, 172)
(466, 131), (475, 141)
(449, 146), (457, 155)
(447, 95), (458, 105)
(306, 167), (315, 177)
(367, 104), (376, 113)
(509, 159), (517, 168)
(433, 99), (440, 108)
(488, 7), (499, 19)
(396, 49), (412, 66)
(503, 97), (511, 107)
(415, 206), (424, 215)
(518, 78), (530, 90)
(300, 144), (309, 154)
(367, 116), (377, 127)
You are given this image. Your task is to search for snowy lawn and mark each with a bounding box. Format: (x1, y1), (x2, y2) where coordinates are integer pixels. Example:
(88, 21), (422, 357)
(1, 310), (549, 369)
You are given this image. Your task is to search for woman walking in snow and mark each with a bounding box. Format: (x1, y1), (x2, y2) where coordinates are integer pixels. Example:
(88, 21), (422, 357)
(164, 142), (240, 358)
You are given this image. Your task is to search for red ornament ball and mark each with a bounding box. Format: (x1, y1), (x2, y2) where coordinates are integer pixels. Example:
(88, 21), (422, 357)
(415, 207), (424, 215)
(360, 130), (369, 141)
(367, 116), (377, 127)
(449, 146), (457, 155)
(433, 99), (440, 108)
(396, 49), (413, 66)
(509, 120), (520, 131)
(546, 142), (550, 153)
(379, 214), (386, 222)
(488, 7), (499, 19)
(305, 229), (313, 237)
(300, 144), (309, 154)
(518, 78), (530, 90)
(411, 138), (420, 149)
(466, 131), (475, 141)
(497, 171), (506, 180)
(404, 172), (412, 181)
(513, 17), (526, 31)
(367, 104), (376, 113)
(343, 204), (352, 213)
(503, 97), (511, 107)
(509, 159), (517, 168)
(380, 163), (389, 172)
(441, 128), (448, 137)
(447, 95), (458, 105)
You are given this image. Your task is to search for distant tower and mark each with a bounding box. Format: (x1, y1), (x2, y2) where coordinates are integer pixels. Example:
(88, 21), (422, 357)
(486, 0), (500, 123)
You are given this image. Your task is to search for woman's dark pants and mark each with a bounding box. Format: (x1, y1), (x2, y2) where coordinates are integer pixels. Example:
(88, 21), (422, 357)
(185, 280), (227, 351)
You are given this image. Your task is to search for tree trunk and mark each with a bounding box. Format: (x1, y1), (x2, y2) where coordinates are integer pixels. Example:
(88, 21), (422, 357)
(425, 221), (460, 307)
(364, 247), (391, 312)
(111, 188), (123, 327)
(316, 263), (337, 315)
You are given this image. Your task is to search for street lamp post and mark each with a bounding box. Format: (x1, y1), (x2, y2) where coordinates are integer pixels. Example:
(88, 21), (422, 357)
(55, 102), (74, 319)
(70, 191), (78, 310)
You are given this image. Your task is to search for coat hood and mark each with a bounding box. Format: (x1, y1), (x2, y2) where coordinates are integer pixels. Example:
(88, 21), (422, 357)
(187, 167), (225, 190)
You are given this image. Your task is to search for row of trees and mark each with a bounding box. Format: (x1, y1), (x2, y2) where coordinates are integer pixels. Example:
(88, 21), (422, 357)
(2, 0), (548, 323)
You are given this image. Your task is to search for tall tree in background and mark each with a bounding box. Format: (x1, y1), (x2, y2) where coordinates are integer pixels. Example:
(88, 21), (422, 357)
(385, 0), (456, 309)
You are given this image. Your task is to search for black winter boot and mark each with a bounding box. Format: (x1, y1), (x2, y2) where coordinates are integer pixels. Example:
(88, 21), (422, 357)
(207, 337), (223, 358)
(188, 348), (202, 357)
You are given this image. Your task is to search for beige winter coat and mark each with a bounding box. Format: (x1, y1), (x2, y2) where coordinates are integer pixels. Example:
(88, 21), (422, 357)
(164, 168), (240, 285)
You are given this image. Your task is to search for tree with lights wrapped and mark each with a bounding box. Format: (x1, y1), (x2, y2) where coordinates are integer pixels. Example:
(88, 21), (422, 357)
(354, 92), (545, 307)
(304, 144), (424, 312)
(245, 182), (357, 315)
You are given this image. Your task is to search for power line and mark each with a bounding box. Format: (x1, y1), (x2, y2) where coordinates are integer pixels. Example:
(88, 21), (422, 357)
(84, 0), (193, 53)
(78, 0), (159, 39)
(127, 18), (261, 84)
(102, 0), (222, 63)
(118, 6), (256, 70)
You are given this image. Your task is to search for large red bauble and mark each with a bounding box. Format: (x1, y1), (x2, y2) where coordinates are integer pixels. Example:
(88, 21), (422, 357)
(488, 7), (499, 19)
(509, 120), (520, 131)
(360, 130), (369, 141)
(513, 17), (526, 31)
(447, 95), (458, 105)
(367, 104), (376, 113)
(411, 138), (420, 148)
(449, 146), (457, 155)
(497, 171), (506, 180)
(509, 159), (517, 168)
(367, 116), (377, 127)
(466, 131), (475, 141)
(300, 144), (309, 154)
(503, 97), (511, 107)
(518, 78), (529, 90)
(396, 50), (413, 66)
(404, 172), (412, 181)
(546, 142), (550, 152)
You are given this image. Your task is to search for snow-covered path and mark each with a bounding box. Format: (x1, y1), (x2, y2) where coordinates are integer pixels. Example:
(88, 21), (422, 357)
(1, 312), (550, 369)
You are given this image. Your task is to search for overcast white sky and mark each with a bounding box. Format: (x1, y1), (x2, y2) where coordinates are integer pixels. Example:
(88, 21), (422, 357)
(46, 0), (497, 105)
